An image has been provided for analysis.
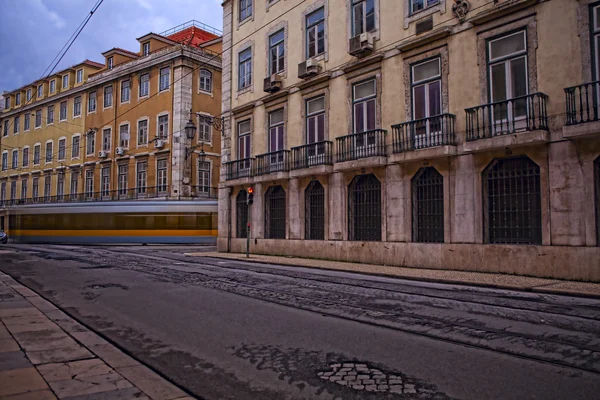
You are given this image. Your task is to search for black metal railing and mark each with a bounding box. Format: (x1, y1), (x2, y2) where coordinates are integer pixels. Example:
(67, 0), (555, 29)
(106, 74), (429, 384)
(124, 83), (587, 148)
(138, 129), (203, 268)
(565, 81), (600, 125)
(255, 150), (290, 175)
(191, 186), (218, 198)
(335, 129), (387, 162)
(225, 158), (254, 180)
(392, 114), (456, 153)
(291, 141), (333, 170)
(465, 92), (549, 141)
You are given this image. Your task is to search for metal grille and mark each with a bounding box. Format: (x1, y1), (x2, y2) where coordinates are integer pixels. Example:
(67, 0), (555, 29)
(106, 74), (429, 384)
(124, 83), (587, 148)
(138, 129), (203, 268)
(236, 190), (248, 239)
(305, 180), (325, 240)
(348, 174), (381, 241)
(595, 157), (600, 246)
(412, 167), (444, 243)
(265, 185), (286, 239)
(484, 157), (541, 245)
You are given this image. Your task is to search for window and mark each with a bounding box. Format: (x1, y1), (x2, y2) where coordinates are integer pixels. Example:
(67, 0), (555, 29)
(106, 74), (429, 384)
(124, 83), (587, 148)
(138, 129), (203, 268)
(118, 165), (128, 195)
(119, 124), (130, 148)
(101, 167), (110, 196)
(352, 0), (375, 36)
(107, 56), (113, 70)
(158, 115), (169, 139)
(411, 57), (442, 144)
(306, 8), (325, 59)
(159, 67), (170, 91)
(1, 152), (6, 171)
(33, 145), (40, 165)
(72, 136), (80, 158)
(348, 174), (381, 241)
(47, 105), (54, 124)
(140, 73), (150, 97)
(22, 148), (29, 167)
(4, 97), (9, 109)
(102, 128), (111, 151)
(11, 150), (17, 169)
(85, 170), (94, 197)
(74, 96), (82, 117)
(49, 80), (56, 93)
(86, 131), (95, 155)
(157, 159), (168, 193)
(143, 42), (150, 56)
(88, 91), (97, 113)
(62, 74), (69, 89)
(269, 30), (285, 75)
(121, 80), (131, 103)
(32, 178), (39, 200)
(44, 175), (51, 199)
(265, 185), (286, 239)
(198, 118), (211, 142)
(488, 31), (528, 131)
(483, 157), (541, 245)
(306, 96), (325, 159)
(199, 69), (212, 93)
(24, 114), (30, 131)
(138, 119), (148, 145)
(57, 173), (64, 200)
(305, 180), (325, 240)
(60, 101), (67, 121)
(137, 161), (147, 193)
(35, 110), (42, 128)
(21, 179), (27, 200)
(26, 89), (32, 102)
(45, 142), (53, 163)
(593, 5), (600, 83)
(58, 138), (66, 160)
(236, 190), (248, 238)
(197, 161), (211, 195)
(238, 48), (252, 90)
(238, 119), (251, 162)
(76, 69), (83, 83)
(353, 79), (376, 133)
(412, 167), (444, 243)
(410, 0), (439, 15)
(0, 182), (5, 202)
(15, 93), (20, 106)
(268, 109), (285, 167)
(14, 116), (19, 134)
(70, 172), (78, 196)
(2, 121), (7, 137)
(10, 181), (16, 201)
(104, 86), (113, 108)
(37, 84), (43, 98)
(239, 0), (252, 21)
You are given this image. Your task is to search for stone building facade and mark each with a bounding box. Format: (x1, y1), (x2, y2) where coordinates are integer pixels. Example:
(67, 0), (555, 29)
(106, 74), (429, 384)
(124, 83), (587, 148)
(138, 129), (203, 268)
(219, 0), (600, 281)
(0, 21), (223, 231)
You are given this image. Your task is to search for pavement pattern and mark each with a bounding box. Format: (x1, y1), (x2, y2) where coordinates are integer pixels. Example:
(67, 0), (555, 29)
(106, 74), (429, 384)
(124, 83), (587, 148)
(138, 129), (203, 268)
(1, 244), (600, 400)
(0, 267), (193, 400)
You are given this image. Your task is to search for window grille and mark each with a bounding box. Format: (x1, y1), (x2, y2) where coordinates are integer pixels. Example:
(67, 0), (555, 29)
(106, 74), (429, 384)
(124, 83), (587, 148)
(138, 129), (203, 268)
(412, 167), (444, 243)
(237, 190), (248, 238)
(305, 180), (325, 240)
(265, 185), (286, 239)
(348, 174), (381, 241)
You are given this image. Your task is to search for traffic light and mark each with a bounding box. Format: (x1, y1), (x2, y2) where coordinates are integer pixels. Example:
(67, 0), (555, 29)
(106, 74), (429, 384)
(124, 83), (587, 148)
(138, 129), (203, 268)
(247, 187), (254, 205)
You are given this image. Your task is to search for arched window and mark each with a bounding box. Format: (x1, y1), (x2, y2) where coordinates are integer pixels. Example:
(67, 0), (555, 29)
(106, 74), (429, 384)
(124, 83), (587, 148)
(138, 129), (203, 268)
(483, 156), (541, 244)
(199, 69), (212, 93)
(305, 180), (325, 240)
(412, 167), (444, 243)
(595, 156), (600, 246)
(348, 174), (381, 241)
(265, 185), (286, 239)
(236, 190), (248, 238)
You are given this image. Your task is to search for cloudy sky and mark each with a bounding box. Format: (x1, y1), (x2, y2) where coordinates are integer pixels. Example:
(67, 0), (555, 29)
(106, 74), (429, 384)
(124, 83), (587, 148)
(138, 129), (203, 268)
(0, 0), (223, 92)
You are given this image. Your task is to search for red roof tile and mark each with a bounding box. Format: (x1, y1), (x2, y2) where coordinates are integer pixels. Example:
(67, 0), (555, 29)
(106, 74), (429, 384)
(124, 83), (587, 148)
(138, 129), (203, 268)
(167, 26), (219, 47)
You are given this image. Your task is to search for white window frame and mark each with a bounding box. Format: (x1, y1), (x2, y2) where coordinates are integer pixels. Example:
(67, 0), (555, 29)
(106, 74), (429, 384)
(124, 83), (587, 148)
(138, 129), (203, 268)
(37, 84), (43, 98)
(118, 164), (128, 195)
(26, 88), (32, 102)
(306, 7), (325, 59)
(199, 69), (213, 94)
(47, 104), (54, 125)
(411, 57), (442, 142)
(15, 93), (20, 106)
(156, 159), (168, 193)
(70, 172), (79, 196)
(137, 118), (149, 146)
(159, 67), (170, 92)
(22, 146), (29, 167)
(157, 112), (169, 140)
(62, 74), (69, 89)
(86, 131), (96, 156)
(74, 96), (82, 118)
(1, 151), (7, 171)
(76, 69), (83, 84)
(119, 123), (130, 149)
(11, 149), (18, 170)
(139, 72), (150, 98)
(143, 42), (150, 56)
(107, 56), (114, 70)
(120, 79), (131, 104)
(35, 110), (42, 129)
(410, 0), (440, 15)
(197, 114), (212, 144)
(72, 134), (81, 159)
(101, 167), (110, 197)
(136, 161), (147, 193)
(21, 179), (27, 200)
(269, 30), (285, 75)
(24, 113), (30, 132)
(45, 140), (53, 164)
(238, 48), (252, 90)
(85, 170), (94, 197)
(59, 100), (68, 121)
(88, 91), (97, 114)
(56, 173), (65, 199)
(58, 137), (66, 161)
(13, 115), (19, 134)
(102, 128), (112, 152)
(351, 0), (377, 36)
(103, 85), (113, 109)
(33, 144), (41, 166)
(49, 79), (56, 94)
(197, 159), (212, 195)
(239, 0), (253, 22)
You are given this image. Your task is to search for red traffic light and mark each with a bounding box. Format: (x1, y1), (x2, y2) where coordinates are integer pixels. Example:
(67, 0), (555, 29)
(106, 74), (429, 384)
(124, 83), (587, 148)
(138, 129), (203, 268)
(248, 187), (254, 194)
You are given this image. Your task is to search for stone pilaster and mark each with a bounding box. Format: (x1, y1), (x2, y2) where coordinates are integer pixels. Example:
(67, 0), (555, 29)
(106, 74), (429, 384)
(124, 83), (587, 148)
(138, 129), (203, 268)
(288, 177), (301, 239)
(328, 172), (344, 241)
(171, 59), (194, 198)
(386, 164), (409, 242)
(251, 182), (264, 239)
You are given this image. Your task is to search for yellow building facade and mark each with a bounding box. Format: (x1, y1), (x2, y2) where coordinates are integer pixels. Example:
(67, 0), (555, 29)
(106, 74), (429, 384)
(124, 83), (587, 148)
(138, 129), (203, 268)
(219, 0), (600, 281)
(1, 22), (223, 231)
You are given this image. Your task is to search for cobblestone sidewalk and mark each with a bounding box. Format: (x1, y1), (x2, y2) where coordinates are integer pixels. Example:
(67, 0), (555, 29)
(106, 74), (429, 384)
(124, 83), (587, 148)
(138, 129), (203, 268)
(188, 252), (600, 298)
(0, 272), (194, 400)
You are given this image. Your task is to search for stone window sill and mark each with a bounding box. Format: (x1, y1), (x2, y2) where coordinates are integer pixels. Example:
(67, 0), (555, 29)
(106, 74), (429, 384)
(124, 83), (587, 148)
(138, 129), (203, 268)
(404, 1), (446, 29)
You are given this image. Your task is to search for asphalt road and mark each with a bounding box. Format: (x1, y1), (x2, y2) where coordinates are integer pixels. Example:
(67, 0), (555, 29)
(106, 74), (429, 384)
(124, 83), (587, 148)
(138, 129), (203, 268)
(1, 244), (599, 400)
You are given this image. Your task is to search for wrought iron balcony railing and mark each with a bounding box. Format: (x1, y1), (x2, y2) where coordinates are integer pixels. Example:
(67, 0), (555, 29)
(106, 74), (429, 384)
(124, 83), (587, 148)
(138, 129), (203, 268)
(465, 92), (549, 141)
(291, 141), (333, 170)
(392, 113), (456, 153)
(565, 81), (600, 125)
(225, 158), (254, 180)
(335, 129), (387, 163)
(255, 150), (290, 175)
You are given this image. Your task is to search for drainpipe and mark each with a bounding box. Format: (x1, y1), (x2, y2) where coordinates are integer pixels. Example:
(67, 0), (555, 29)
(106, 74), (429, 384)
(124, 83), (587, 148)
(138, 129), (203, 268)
(227, 186), (232, 252)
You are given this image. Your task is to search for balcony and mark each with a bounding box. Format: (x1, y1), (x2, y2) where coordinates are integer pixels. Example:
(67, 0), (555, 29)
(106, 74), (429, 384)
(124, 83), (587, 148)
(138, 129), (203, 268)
(463, 92), (549, 153)
(255, 150), (290, 177)
(225, 158), (254, 181)
(289, 141), (333, 177)
(563, 81), (600, 139)
(334, 129), (387, 171)
(390, 114), (457, 163)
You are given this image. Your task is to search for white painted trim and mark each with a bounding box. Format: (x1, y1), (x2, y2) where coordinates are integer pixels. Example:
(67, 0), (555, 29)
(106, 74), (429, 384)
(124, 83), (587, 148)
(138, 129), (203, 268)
(118, 121), (131, 150)
(156, 111), (170, 142)
(136, 116), (150, 147)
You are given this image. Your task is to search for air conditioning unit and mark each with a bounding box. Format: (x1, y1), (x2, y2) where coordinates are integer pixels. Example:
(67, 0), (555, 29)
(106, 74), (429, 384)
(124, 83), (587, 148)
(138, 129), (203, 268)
(349, 32), (374, 58)
(298, 59), (321, 79)
(154, 139), (164, 149)
(116, 147), (125, 156)
(263, 74), (282, 93)
(98, 150), (108, 158)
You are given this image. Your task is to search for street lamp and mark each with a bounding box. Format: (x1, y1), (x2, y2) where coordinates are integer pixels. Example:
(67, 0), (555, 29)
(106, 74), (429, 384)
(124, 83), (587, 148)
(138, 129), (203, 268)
(184, 110), (205, 162)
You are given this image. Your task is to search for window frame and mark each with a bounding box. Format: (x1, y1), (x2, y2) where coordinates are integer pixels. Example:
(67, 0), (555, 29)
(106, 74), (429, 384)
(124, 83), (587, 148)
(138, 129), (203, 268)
(237, 119), (252, 161)
(137, 119), (149, 146)
(11, 150), (18, 170)
(62, 74), (69, 89)
(88, 91), (97, 113)
(139, 72), (150, 98)
(269, 30), (285, 75)
(119, 123), (130, 149)
(199, 69), (213, 94)
(47, 104), (54, 125)
(45, 141), (53, 164)
(73, 96), (82, 117)
(239, 0), (253, 22)
(137, 161), (147, 193)
(157, 114), (169, 140)
(86, 131), (96, 156)
(103, 85), (113, 108)
(22, 147), (29, 167)
(59, 101), (68, 121)
(102, 128), (112, 152)
(156, 159), (168, 193)
(85, 169), (94, 197)
(118, 164), (128, 195)
(49, 79), (56, 94)
(352, 78), (377, 133)
(33, 144), (41, 166)
(58, 138), (66, 161)
(101, 166), (110, 197)
(306, 7), (325, 59)
(24, 113), (30, 132)
(351, 0), (376, 37)
(159, 67), (170, 92)
(107, 56), (114, 70)
(72, 135), (81, 159)
(76, 69), (83, 84)
(121, 79), (131, 103)
(143, 42), (150, 56)
(238, 48), (253, 90)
